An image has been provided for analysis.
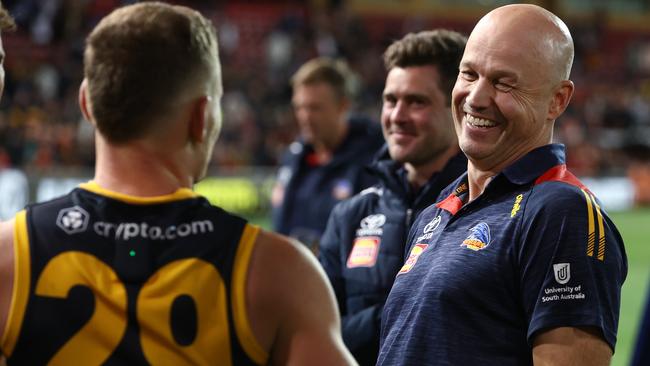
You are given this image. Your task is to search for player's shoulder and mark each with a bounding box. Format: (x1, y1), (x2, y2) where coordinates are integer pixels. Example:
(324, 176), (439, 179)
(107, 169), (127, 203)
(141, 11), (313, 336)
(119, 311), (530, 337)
(249, 229), (326, 292)
(0, 218), (14, 253)
(0, 218), (16, 287)
(527, 176), (595, 214)
(246, 229), (332, 326)
(521, 177), (617, 234)
(258, 230), (340, 302)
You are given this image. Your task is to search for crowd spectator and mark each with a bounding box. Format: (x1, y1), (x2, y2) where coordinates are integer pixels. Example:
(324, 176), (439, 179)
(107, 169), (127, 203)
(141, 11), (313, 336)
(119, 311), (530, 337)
(0, 0), (647, 189)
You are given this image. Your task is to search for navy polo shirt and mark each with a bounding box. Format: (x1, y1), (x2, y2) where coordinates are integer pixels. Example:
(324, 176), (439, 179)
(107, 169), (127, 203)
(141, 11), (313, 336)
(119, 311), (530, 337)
(378, 144), (627, 366)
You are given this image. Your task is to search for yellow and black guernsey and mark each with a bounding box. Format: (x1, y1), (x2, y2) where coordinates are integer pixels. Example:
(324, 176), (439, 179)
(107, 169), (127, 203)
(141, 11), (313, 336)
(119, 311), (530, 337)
(1, 181), (268, 365)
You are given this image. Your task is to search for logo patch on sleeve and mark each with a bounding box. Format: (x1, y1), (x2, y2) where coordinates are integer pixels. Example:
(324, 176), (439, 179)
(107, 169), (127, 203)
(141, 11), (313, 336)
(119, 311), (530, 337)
(553, 263), (571, 284)
(347, 237), (380, 268)
(398, 244), (428, 274)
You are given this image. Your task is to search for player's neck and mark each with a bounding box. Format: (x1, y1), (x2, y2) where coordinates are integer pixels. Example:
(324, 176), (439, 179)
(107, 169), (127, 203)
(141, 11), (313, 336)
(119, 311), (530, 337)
(94, 138), (192, 197)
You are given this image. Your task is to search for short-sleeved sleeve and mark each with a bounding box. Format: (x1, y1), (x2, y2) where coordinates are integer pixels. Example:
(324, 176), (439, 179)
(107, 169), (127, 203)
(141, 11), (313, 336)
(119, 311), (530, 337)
(518, 183), (627, 350)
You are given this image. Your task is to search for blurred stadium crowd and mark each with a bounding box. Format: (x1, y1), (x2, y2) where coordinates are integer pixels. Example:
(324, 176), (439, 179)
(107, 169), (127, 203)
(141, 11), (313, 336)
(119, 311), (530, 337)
(0, 0), (649, 203)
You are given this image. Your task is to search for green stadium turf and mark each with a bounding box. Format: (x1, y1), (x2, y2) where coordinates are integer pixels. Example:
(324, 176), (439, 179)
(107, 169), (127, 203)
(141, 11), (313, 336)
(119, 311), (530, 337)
(610, 208), (650, 366)
(248, 208), (650, 364)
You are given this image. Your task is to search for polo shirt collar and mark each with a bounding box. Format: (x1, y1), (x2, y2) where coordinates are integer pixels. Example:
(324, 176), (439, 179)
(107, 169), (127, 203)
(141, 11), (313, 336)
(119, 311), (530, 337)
(501, 144), (566, 185)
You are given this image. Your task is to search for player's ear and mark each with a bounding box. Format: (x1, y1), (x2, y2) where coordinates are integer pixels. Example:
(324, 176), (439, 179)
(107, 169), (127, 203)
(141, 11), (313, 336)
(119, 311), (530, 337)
(188, 95), (210, 144)
(78, 79), (94, 125)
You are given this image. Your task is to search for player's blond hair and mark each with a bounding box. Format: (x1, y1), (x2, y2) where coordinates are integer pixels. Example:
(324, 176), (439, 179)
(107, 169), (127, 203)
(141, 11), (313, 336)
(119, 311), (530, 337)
(84, 2), (219, 143)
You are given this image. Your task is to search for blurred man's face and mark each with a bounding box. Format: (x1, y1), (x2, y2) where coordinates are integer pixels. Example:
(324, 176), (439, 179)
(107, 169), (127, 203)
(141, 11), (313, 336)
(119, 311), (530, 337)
(381, 65), (455, 166)
(292, 82), (347, 146)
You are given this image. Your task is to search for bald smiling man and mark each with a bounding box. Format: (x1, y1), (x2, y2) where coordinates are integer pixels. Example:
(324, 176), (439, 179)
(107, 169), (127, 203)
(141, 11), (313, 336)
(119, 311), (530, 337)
(377, 4), (627, 366)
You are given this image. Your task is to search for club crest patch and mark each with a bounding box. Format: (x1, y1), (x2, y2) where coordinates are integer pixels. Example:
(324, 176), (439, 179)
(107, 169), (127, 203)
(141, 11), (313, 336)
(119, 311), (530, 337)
(461, 222), (491, 251)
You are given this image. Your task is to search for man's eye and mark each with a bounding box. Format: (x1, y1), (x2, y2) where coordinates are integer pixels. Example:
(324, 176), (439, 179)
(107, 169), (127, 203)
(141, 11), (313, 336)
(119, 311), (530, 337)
(460, 71), (477, 80)
(383, 96), (396, 106)
(495, 83), (513, 92)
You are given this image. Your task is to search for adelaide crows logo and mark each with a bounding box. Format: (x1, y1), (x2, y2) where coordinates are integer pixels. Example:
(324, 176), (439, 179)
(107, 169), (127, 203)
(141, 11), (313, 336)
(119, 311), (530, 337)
(461, 222), (491, 251)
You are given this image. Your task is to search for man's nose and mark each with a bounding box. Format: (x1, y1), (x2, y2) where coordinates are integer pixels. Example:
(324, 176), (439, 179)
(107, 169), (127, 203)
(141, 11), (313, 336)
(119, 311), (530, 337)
(390, 100), (409, 123)
(465, 78), (493, 110)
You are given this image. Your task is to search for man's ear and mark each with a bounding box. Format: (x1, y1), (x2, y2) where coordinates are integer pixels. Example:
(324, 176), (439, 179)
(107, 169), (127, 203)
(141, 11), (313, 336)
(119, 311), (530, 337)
(189, 95), (210, 144)
(78, 79), (94, 124)
(548, 80), (574, 120)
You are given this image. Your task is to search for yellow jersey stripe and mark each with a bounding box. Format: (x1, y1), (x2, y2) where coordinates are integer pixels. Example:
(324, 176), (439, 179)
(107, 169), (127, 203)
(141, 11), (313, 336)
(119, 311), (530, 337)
(1, 211), (31, 356)
(582, 190), (595, 258)
(79, 181), (198, 204)
(590, 193), (606, 261)
(231, 224), (268, 365)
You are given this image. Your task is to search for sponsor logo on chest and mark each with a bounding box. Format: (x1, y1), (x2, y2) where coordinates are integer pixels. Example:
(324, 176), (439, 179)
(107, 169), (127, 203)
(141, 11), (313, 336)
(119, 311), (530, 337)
(347, 237), (380, 268)
(356, 214), (386, 237)
(56, 206), (90, 234)
(416, 215), (441, 242)
(398, 243), (428, 274)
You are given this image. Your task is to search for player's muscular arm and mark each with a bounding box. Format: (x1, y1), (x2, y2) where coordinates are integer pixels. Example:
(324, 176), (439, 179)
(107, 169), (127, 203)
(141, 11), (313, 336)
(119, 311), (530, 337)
(0, 219), (15, 357)
(248, 230), (356, 366)
(533, 326), (612, 366)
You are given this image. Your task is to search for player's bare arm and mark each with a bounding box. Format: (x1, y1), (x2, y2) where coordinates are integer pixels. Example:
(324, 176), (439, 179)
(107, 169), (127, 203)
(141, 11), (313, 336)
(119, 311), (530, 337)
(0, 219), (15, 351)
(247, 230), (356, 366)
(533, 326), (612, 366)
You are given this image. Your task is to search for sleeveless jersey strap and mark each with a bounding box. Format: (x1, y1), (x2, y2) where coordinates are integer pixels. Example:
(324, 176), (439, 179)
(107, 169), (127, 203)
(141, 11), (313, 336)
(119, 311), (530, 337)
(230, 224), (269, 364)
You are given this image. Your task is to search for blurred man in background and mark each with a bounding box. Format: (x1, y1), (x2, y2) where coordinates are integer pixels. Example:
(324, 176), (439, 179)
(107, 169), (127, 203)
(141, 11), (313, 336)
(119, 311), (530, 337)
(271, 57), (383, 253)
(319, 30), (467, 365)
(0, 3), (354, 365)
(378, 4), (626, 365)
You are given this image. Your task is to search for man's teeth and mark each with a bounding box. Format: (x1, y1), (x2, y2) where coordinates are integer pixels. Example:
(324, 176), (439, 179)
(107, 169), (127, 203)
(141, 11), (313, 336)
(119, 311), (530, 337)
(466, 114), (496, 127)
